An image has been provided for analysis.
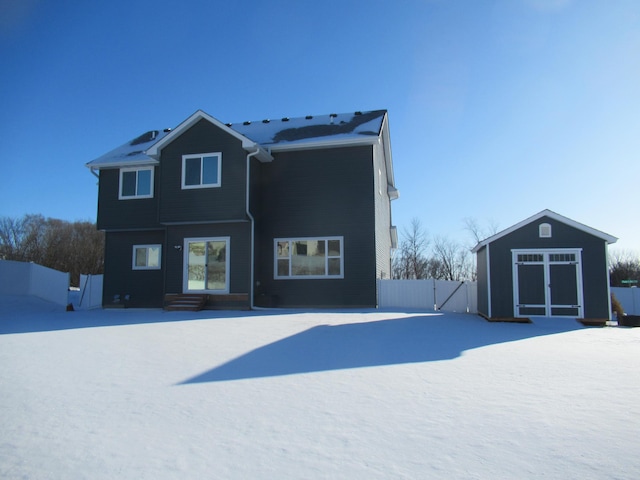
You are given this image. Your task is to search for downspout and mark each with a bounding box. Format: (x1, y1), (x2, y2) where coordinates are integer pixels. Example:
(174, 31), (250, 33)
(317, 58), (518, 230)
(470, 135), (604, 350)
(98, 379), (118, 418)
(246, 148), (260, 309)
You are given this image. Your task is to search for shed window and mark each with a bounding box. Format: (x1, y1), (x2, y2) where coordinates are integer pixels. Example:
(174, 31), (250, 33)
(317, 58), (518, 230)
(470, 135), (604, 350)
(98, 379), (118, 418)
(539, 223), (552, 238)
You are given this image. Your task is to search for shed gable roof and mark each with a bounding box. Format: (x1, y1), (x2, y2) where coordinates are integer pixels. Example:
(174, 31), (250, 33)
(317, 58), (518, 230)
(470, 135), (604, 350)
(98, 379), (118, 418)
(471, 209), (617, 253)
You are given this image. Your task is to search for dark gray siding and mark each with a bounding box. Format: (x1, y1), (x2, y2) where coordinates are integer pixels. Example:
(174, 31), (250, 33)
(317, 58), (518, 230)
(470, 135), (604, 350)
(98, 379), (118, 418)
(476, 245), (489, 317)
(159, 119), (248, 224)
(164, 222), (252, 295)
(102, 230), (165, 308)
(96, 168), (160, 231)
(254, 146), (377, 307)
(488, 216), (610, 319)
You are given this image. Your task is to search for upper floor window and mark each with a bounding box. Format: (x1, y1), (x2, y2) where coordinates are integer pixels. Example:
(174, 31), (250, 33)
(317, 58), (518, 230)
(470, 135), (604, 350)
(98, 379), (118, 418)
(275, 237), (344, 279)
(119, 167), (154, 199)
(132, 244), (161, 270)
(182, 152), (222, 189)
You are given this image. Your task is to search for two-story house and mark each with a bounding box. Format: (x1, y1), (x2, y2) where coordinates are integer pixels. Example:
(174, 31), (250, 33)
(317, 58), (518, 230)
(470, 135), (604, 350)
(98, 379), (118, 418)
(86, 109), (398, 309)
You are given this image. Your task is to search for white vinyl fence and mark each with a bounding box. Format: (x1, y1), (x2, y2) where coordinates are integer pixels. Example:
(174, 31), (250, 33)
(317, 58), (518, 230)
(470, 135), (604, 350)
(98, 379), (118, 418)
(74, 274), (104, 309)
(611, 287), (640, 315)
(378, 279), (477, 313)
(0, 259), (69, 306)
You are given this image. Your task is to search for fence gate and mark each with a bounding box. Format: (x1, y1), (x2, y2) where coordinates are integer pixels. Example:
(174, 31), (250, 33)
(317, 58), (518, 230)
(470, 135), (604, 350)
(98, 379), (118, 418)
(377, 279), (477, 313)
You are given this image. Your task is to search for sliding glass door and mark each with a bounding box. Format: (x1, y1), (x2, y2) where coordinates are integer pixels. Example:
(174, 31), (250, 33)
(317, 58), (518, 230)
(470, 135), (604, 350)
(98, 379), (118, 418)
(183, 237), (229, 293)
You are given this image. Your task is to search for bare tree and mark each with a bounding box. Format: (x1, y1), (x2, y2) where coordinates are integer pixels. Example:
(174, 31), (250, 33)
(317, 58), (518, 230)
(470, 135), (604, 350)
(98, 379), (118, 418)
(464, 217), (499, 246)
(0, 214), (104, 286)
(609, 249), (640, 287)
(393, 217), (430, 279)
(432, 235), (474, 281)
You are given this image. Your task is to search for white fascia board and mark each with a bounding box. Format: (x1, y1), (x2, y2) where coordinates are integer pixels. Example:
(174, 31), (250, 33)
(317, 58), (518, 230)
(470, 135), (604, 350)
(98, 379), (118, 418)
(268, 135), (379, 153)
(84, 158), (159, 169)
(380, 112), (396, 188)
(145, 110), (271, 161)
(471, 209), (617, 253)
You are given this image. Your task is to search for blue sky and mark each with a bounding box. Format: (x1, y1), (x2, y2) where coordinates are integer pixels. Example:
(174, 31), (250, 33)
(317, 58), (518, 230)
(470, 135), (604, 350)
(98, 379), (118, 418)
(1, 0), (639, 252)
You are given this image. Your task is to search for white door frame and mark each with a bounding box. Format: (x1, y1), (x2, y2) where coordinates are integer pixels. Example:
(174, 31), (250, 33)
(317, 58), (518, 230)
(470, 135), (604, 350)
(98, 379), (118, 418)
(512, 248), (584, 318)
(183, 237), (230, 294)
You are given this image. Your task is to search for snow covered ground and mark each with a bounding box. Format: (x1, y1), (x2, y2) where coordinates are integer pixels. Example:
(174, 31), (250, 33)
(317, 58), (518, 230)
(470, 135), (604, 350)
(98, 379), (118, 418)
(1, 295), (639, 479)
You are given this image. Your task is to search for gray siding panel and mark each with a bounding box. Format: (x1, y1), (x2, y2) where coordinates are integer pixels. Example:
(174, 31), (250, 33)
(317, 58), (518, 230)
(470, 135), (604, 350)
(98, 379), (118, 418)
(159, 119), (248, 224)
(373, 141), (393, 280)
(255, 146), (377, 307)
(97, 169), (160, 231)
(102, 230), (165, 307)
(164, 222), (252, 295)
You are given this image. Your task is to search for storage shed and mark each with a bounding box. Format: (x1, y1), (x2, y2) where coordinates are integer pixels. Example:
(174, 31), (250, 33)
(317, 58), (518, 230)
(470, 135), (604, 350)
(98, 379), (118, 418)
(472, 210), (617, 324)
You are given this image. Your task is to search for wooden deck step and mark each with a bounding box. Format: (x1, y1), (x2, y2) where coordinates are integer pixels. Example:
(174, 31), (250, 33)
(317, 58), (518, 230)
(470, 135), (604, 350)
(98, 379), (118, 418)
(164, 294), (209, 312)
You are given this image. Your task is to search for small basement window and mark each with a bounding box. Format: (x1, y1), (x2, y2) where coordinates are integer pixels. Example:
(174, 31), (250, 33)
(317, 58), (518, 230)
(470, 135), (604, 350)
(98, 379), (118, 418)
(132, 245), (161, 270)
(119, 167), (154, 199)
(539, 223), (552, 238)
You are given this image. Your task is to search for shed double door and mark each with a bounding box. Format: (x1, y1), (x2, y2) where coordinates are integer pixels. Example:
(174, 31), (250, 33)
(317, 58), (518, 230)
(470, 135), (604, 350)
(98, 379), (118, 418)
(512, 249), (583, 318)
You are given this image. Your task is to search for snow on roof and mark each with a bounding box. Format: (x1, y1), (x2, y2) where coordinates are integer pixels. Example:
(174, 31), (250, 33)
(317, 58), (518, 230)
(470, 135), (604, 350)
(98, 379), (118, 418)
(228, 110), (386, 147)
(86, 110), (386, 169)
(86, 129), (172, 168)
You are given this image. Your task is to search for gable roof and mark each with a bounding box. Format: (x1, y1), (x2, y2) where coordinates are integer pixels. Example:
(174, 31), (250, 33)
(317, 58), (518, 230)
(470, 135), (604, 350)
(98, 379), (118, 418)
(86, 109), (388, 170)
(471, 209), (618, 253)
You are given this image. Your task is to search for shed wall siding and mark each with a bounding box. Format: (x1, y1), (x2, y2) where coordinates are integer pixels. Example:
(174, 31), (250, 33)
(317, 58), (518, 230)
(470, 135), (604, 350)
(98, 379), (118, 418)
(255, 146), (377, 307)
(476, 245), (489, 317)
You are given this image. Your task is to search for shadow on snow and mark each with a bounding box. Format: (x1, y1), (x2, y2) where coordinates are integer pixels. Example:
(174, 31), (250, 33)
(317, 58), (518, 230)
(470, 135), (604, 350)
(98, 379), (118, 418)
(179, 313), (584, 384)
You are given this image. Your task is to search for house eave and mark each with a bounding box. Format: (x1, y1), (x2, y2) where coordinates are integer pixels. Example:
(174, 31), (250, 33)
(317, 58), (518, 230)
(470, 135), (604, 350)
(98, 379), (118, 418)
(85, 158), (159, 170)
(268, 136), (379, 153)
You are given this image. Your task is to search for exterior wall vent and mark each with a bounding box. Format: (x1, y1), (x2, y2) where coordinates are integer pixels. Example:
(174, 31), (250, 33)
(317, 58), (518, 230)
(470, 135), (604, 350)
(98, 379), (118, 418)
(539, 223), (552, 238)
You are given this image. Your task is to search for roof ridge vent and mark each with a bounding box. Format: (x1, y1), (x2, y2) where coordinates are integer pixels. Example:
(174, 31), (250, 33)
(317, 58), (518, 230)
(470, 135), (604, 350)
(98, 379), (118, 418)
(329, 113), (337, 124)
(305, 115), (313, 120)
(243, 121), (251, 125)
(262, 119), (270, 123)
(281, 117), (290, 122)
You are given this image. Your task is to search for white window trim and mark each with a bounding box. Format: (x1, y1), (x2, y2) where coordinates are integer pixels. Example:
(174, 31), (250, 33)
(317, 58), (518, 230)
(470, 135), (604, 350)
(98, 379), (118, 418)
(539, 223), (552, 238)
(132, 244), (162, 270)
(181, 152), (222, 189)
(274, 236), (344, 280)
(119, 166), (154, 200)
(182, 237), (230, 294)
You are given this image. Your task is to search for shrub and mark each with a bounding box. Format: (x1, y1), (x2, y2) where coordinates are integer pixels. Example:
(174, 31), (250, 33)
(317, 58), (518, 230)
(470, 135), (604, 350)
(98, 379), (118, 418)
(611, 293), (625, 318)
